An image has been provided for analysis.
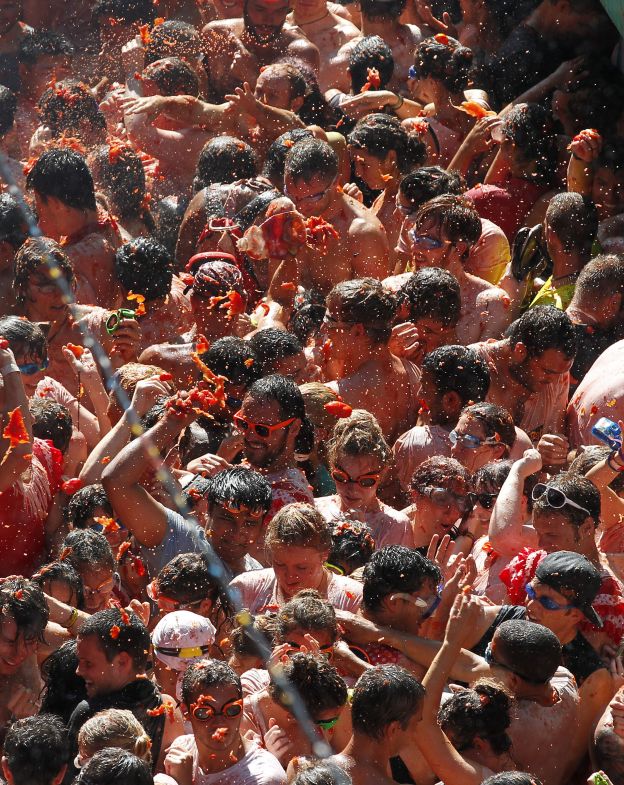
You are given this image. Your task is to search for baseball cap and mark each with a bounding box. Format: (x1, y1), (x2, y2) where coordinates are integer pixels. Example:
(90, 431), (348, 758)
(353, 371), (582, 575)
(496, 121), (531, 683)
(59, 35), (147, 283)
(535, 550), (603, 628)
(152, 610), (217, 672)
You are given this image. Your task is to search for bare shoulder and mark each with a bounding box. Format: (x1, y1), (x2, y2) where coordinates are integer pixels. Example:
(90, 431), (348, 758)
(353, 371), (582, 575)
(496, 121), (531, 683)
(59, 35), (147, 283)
(203, 19), (243, 38)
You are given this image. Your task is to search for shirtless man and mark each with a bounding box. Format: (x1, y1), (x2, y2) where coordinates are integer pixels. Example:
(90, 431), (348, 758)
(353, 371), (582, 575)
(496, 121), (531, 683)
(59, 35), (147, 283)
(328, 665), (425, 785)
(323, 278), (418, 443)
(471, 305), (576, 443)
(331, 0), (423, 96)
(407, 195), (511, 344)
(25, 148), (122, 308)
(278, 137), (389, 294)
(0, 578), (49, 746)
(201, 0), (320, 101)
(287, 0), (359, 93)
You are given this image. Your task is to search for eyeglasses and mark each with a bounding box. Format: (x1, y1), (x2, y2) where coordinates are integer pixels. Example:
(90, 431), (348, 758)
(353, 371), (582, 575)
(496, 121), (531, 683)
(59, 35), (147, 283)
(449, 430), (499, 450)
(190, 697), (243, 721)
(286, 641), (334, 656)
(315, 716), (340, 731)
(484, 642), (545, 683)
(157, 595), (205, 614)
(416, 486), (474, 515)
(18, 358), (49, 376)
(331, 468), (381, 488)
(390, 585), (443, 620)
(218, 500), (265, 520)
(408, 229), (444, 250)
(233, 411), (295, 439)
(525, 582), (575, 612)
(473, 491), (498, 510)
(531, 483), (592, 518)
(83, 577), (114, 598)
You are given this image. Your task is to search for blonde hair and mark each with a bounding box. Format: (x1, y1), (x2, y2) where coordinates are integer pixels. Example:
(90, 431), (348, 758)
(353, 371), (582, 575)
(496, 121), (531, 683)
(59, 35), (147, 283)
(77, 709), (152, 764)
(265, 503), (332, 554)
(327, 410), (390, 468)
(299, 382), (340, 434)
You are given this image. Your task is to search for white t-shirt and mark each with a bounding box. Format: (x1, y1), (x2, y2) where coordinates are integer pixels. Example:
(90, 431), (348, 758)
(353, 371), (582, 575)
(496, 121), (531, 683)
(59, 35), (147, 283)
(314, 495), (413, 549)
(162, 736), (286, 785)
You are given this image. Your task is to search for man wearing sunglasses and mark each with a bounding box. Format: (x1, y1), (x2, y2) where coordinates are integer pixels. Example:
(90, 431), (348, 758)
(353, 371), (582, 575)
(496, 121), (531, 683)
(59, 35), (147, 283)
(499, 471), (624, 653)
(407, 195), (512, 344)
(165, 659), (283, 785)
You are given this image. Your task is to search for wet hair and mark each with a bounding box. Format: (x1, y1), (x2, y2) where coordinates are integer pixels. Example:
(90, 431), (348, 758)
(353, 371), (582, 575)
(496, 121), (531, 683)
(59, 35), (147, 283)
(246, 372), (307, 424)
(155, 552), (233, 615)
(266, 503), (332, 554)
(26, 148), (97, 211)
(3, 715), (69, 785)
(594, 726), (624, 785)
(351, 665), (425, 738)
(269, 652), (347, 716)
(493, 619), (561, 684)
(506, 306), (577, 359)
(0, 193), (29, 249)
(574, 253), (624, 302)
(75, 748), (152, 785)
(532, 470), (600, 526)
(249, 328), (303, 376)
(37, 80), (106, 138)
(410, 455), (471, 496)
(18, 29), (74, 65)
(460, 402), (516, 454)
(570, 445), (624, 493)
(438, 679), (513, 753)
(78, 608), (151, 670)
(412, 36), (473, 92)
(482, 774), (543, 785)
(32, 560), (84, 609)
(89, 144), (154, 229)
(275, 589), (338, 643)
(262, 129), (315, 187)
(500, 103), (557, 185)
(0, 85), (17, 136)
(414, 194), (481, 246)
(78, 709), (152, 764)
(349, 114), (426, 174)
(288, 288), (326, 345)
(421, 345), (490, 404)
(545, 192), (598, 254)
(65, 483), (114, 528)
(114, 237), (173, 301)
(111, 362), (167, 400)
(40, 640), (88, 724)
(328, 278), (396, 344)
(329, 518), (375, 574)
(292, 761), (352, 785)
(327, 412), (391, 467)
(0, 577), (49, 643)
(230, 613), (277, 658)
(207, 466), (272, 513)
(362, 546), (441, 611)
(60, 528), (115, 572)
(181, 659), (241, 705)
(348, 36), (394, 94)
(399, 267), (461, 328)
(0, 315), (47, 360)
(285, 137), (338, 184)
(358, 0), (406, 22)
(144, 20), (201, 65)
(274, 57), (337, 127)
(399, 166), (465, 212)
(13, 236), (76, 306)
(29, 399), (73, 453)
(473, 459), (513, 494)
(203, 337), (260, 388)
(93, 0), (155, 23)
(143, 56), (199, 97)
(194, 137), (257, 192)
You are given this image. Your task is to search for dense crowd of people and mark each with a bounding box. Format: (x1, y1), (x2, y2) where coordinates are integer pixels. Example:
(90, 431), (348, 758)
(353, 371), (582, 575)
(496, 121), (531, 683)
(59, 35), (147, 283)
(1, 0), (624, 783)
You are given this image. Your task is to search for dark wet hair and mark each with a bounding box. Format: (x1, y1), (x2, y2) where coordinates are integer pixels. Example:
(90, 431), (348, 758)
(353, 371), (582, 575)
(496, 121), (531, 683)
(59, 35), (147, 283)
(532, 471), (600, 526)
(351, 665), (425, 738)
(144, 20), (201, 65)
(93, 0), (155, 23)
(182, 659), (241, 704)
(328, 278), (396, 344)
(18, 29), (74, 65)
(0, 193), (29, 248)
(421, 345), (490, 403)
(29, 399), (73, 453)
(399, 267), (461, 328)
(89, 143), (154, 228)
(349, 113), (426, 174)
(545, 192), (598, 254)
(0, 315), (47, 360)
(13, 236), (76, 306)
(79, 608), (151, 670)
(412, 36), (473, 92)
(249, 328), (303, 376)
(143, 56), (199, 97)
(506, 306), (577, 359)
(348, 36), (394, 94)
(194, 137), (257, 192)
(3, 715), (69, 785)
(262, 129), (315, 187)
(269, 652), (347, 716)
(114, 237), (173, 301)
(493, 619), (561, 684)
(358, 0), (406, 22)
(438, 679), (513, 753)
(40, 639), (88, 724)
(414, 194), (481, 246)
(460, 402), (516, 453)
(0, 577), (49, 643)
(399, 166), (465, 212)
(0, 85), (17, 136)
(60, 528), (115, 572)
(75, 748), (152, 785)
(275, 589), (338, 643)
(363, 546), (441, 611)
(37, 79), (106, 137)
(203, 337), (260, 388)
(285, 137), (338, 184)
(26, 148), (97, 211)
(500, 103), (557, 185)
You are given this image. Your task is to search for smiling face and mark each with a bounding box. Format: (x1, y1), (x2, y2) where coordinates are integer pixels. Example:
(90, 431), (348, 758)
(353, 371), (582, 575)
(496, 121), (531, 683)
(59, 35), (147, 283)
(524, 578), (583, 638)
(238, 396), (299, 470)
(76, 634), (128, 698)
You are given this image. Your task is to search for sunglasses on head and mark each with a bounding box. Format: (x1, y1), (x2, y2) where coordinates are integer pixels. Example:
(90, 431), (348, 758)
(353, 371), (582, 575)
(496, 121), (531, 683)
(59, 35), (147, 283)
(525, 582), (575, 611)
(190, 697), (243, 721)
(233, 411), (295, 439)
(331, 468), (381, 488)
(531, 483), (592, 518)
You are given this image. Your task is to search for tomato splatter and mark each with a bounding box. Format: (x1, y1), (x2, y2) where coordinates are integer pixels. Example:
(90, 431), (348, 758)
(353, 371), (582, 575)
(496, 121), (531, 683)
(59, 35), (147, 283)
(109, 625), (121, 639)
(159, 372), (173, 381)
(65, 343), (85, 358)
(324, 400), (353, 418)
(61, 478), (83, 495)
(3, 408), (29, 448)
(458, 101), (496, 119)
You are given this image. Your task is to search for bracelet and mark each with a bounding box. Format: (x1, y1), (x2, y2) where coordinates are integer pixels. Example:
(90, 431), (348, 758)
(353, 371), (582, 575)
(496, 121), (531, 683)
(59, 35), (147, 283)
(66, 607), (79, 629)
(391, 95), (404, 110)
(0, 363), (19, 376)
(461, 530), (477, 543)
(607, 452), (624, 472)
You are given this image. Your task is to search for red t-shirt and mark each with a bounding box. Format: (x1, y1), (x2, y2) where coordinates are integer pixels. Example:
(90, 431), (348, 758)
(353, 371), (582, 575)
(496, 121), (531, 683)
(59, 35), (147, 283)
(0, 439), (63, 577)
(466, 177), (547, 240)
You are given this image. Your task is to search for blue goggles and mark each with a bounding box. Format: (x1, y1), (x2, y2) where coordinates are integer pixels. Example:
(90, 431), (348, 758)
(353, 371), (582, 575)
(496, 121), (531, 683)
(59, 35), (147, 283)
(525, 582), (574, 612)
(18, 358), (49, 376)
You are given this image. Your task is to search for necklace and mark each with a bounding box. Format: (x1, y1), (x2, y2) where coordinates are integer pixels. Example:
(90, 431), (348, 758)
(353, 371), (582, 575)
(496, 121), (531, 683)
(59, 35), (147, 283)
(297, 9), (330, 24)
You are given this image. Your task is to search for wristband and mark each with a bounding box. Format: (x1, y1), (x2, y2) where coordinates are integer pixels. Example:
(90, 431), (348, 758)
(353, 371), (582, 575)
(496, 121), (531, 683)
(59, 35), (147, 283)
(0, 363), (19, 376)
(66, 607), (79, 629)
(607, 452), (624, 472)
(392, 95), (404, 110)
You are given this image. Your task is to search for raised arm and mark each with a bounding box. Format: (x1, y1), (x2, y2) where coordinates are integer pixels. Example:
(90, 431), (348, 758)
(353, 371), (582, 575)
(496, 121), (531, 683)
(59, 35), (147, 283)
(488, 449), (540, 556)
(0, 344), (34, 493)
